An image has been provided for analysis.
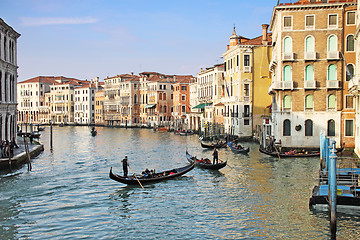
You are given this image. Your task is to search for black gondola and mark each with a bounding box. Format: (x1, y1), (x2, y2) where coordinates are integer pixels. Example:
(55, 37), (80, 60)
(186, 151), (227, 170)
(259, 146), (320, 158)
(200, 141), (227, 149)
(109, 162), (195, 185)
(227, 142), (250, 154)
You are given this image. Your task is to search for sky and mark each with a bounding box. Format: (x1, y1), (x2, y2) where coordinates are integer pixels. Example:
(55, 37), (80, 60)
(1, 0), (277, 82)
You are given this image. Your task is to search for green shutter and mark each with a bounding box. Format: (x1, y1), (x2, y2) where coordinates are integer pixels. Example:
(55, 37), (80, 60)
(305, 65), (314, 81)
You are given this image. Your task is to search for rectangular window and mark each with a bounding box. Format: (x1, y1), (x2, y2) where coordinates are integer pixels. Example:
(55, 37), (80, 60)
(328, 14), (337, 28)
(305, 15), (314, 29)
(283, 16), (292, 30)
(244, 55), (250, 67)
(347, 12), (356, 25)
(345, 120), (354, 136)
(181, 95), (185, 101)
(181, 86), (186, 91)
(345, 95), (354, 109)
(244, 119), (250, 125)
(244, 84), (250, 96)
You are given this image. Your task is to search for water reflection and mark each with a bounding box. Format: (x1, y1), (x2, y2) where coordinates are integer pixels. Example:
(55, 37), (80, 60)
(0, 127), (359, 239)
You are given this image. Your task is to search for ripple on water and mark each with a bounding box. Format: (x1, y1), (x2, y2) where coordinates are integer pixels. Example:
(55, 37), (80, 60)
(0, 128), (359, 239)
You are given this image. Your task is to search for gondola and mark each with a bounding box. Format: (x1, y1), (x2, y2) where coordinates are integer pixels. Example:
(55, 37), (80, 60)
(109, 162), (195, 185)
(200, 141), (227, 149)
(186, 151), (227, 170)
(259, 146), (320, 158)
(227, 142), (250, 154)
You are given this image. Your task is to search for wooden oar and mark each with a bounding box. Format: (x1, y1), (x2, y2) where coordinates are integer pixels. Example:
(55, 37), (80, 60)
(128, 165), (144, 189)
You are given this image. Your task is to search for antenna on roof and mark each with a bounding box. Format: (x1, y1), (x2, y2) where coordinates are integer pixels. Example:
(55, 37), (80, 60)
(277, 0), (280, 5)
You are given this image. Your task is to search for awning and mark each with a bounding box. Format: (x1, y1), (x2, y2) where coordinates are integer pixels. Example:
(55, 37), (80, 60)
(144, 104), (156, 109)
(192, 102), (212, 109)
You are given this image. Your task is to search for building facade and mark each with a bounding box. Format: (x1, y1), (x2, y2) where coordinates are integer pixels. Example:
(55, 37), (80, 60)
(0, 18), (20, 141)
(17, 76), (57, 124)
(269, 0), (356, 148)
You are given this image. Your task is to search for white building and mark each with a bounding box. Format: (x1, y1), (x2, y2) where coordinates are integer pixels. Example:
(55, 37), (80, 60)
(17, 76), (57, 124)
(0, 18), (20, 141)
(74, 84), (97, 124)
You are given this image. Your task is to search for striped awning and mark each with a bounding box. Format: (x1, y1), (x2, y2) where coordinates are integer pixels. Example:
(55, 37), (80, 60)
(144, 104), (156, 109)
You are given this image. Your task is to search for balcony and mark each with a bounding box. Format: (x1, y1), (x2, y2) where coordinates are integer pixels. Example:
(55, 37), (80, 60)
(327, 80), (340, 89)
(231, 113), (238, 118)
(243, 96), (250, 102)
(304, 52), (317, 61)
(283, 81), (294, 90)
(304, 80), (316, 89)
(242, 112), (252, 118)
(327, 51), (340, 60)
(283, 52), (295, 61)
(243, 66), (251, 73)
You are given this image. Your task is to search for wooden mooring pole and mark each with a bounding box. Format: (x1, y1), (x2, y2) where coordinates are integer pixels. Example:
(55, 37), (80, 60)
(24, 137), (32, 171)
(329, 141), (337, 239)
(50, 121), (53, 151)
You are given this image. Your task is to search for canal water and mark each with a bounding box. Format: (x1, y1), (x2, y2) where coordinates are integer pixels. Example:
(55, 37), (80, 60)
(0, 127), (359, 239)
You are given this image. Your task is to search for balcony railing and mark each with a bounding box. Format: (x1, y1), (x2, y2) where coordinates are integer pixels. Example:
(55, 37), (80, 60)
(304, 52), (317, 61)
(327, 51), (340, 60)
(243, 112), (251, 118)
(304, 80), (316, 89)
(327, 80), (340, 89)
(283, 81), (294, 90)
(231, 113), (238, 118)
(283, 52), (295, 61)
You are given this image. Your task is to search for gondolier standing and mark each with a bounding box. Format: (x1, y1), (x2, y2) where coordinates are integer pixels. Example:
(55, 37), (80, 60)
(213, 148), (218, 164)
(122, 156), (128, 177)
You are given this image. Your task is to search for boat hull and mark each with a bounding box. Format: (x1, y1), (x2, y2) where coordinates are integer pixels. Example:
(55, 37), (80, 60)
(109, 162), (195, 185)
(227, 142), (250, 154)
(186, 151), (227, 170)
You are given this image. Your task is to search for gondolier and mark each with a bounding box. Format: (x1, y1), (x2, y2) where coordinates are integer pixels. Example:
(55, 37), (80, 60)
(122, 156), (128, 177)
(213, 148), (218, 164)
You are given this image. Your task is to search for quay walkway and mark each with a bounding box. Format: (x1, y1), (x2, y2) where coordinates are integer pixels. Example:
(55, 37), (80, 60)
(0, 137), (44, 170)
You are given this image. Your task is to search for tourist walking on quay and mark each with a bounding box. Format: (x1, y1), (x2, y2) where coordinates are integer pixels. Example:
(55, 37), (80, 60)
(122, 156), (128, 177)
(213, 148), (218, 165)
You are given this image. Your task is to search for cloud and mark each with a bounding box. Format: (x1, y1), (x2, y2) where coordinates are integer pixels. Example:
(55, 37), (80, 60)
(20, 17), (98, 26)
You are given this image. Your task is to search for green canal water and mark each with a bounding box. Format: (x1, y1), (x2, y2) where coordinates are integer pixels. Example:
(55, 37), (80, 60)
(0, 127), (359, 239)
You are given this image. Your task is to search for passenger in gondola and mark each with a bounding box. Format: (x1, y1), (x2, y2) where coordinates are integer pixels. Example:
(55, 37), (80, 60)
(213, 148), (218, 164)
(122, 156), (128, 177)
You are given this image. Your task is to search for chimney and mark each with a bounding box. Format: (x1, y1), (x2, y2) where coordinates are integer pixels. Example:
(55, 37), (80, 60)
(262, 24), (269, 45)
(131, 72), (134, 75)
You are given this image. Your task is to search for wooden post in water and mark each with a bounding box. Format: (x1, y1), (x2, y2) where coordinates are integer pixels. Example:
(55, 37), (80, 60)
(328, 141), (337, 238)
(50, 120), (53, 151)
(24, 137), (32, 171)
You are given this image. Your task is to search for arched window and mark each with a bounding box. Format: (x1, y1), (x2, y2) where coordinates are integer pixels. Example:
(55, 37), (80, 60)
(284, 95), (291, 109)
(328, 94), (336, 109)
(283, 119), (291, 136)
(159, 93), (162, 100)
(284, 37), (292, 53)
(283, 65), (292, 82)
(134, 94), (137, 104)
(163, 93), (166, 100)
(305, 94), (314, 109)
(346, 35), (355, 52)
(328, 119), (335, 136)
(328, 64), (337, 80)
(305, 119), (313, 136)
(346, 64), (354, 81)
(164, 105), (167, 113)
(305, 65), (314, 81)
(305, 36), (315, 53)
(328, 35), (337, 52)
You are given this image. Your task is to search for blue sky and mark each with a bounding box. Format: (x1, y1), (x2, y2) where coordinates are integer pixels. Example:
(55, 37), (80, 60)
(2, 0), (276, 82)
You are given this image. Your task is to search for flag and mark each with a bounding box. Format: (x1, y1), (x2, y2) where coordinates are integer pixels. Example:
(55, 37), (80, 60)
(340, 52), (353, 79)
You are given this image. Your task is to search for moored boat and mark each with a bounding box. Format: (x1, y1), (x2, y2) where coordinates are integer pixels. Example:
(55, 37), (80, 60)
(259, 146), (320, 158)
(109, 162), (195, 185)
(200, 141), (227, 149)
(186, 151), (227, 170)
(227, 142), (250, 154)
